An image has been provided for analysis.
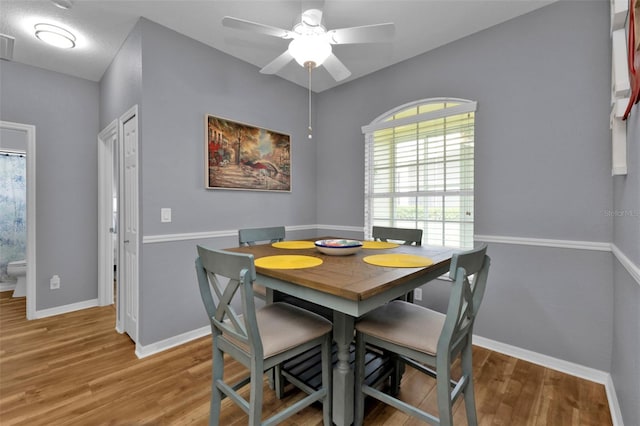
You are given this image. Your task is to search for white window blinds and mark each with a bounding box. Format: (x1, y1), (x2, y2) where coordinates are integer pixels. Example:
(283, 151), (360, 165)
(363, 99), (477, 249)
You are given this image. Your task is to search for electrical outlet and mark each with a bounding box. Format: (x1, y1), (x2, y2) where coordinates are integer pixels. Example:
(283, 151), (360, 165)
(414, 288), (422, 301)
(50, 275), (60, 290)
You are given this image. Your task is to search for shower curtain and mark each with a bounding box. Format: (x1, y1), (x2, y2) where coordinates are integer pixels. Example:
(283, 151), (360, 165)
(0, 152), (26, 282)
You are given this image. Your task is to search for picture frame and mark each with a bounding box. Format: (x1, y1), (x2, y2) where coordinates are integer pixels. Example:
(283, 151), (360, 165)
(205, 115), (291, 192)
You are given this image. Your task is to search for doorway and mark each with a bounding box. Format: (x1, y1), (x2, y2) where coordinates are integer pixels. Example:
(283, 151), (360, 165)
(0, 121), (36, 319)
(98, 105), (139, 343)
(0, 149), (26, 293)
(98, 120), (117, 309)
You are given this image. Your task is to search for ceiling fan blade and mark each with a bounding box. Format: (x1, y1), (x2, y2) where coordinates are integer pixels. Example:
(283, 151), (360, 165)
(260, 50), (294, 74)
(322, 53), (351, 82)
(222, 16), (294, 39)
(327, 23), (395, 44)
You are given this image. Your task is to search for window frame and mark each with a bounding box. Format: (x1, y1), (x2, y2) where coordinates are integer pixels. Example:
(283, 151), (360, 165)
(362, 98), (477, 248)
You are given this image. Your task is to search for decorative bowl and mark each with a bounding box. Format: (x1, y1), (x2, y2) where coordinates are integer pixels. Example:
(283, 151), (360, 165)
(314, 239), (363, 256)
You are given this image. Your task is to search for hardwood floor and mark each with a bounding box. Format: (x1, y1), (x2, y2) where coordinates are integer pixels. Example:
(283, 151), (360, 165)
(0, 291), (612, 425)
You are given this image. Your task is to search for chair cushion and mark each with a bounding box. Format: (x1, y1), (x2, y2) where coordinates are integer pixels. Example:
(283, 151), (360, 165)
(225, 302), (332, 359)
(355, 301), (445, 356)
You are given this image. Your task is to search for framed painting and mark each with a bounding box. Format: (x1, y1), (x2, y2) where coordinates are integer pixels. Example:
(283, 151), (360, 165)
(205, 115), (291, 191)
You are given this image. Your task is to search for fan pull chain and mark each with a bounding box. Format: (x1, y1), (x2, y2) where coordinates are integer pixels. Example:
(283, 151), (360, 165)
(308, 63), (313, 139)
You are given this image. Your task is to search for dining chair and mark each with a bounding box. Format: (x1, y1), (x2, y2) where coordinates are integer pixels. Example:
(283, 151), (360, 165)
(195, 245), (333, 426)
(238, 226), (285, 301)
(354, 245), (490, 426)
(372, 226), (423, 302)
(238, 226), (286, 246)
(372, 226), (423, 246)
(238, 224), (328, 396)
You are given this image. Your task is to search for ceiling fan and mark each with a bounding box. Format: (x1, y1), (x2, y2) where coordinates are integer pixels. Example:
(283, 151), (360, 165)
(221, 7), (395, 82)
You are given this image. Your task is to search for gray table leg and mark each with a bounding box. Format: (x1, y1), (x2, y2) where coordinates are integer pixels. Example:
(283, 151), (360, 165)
(332, 312), (355, 426)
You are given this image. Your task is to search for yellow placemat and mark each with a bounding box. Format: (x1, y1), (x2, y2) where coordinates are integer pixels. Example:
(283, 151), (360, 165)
(363, 254), (433, 268)
(272, 241), (316, 249)
(255, 255), (323, 269)
(361, 241), (400, 249)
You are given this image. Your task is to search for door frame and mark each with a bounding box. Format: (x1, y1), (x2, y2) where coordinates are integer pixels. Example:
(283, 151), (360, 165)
(97, 105), (139, 343)
(119, 105), (139, 343)
(97, 120), (117, 308)
(0, 121), (36, 319)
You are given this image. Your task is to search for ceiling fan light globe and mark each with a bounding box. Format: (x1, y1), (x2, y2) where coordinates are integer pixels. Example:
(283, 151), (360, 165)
(288, 36), (331, 67)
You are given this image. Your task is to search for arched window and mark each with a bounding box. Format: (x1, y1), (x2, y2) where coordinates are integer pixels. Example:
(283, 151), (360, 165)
(362, 98), (477, 248)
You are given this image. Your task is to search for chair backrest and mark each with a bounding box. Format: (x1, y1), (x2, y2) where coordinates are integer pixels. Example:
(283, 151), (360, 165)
(372, 226), (423, 246)
(195, 245), (264, 359)
(438, 244), (491, 356)
(238, 226), (285, 246)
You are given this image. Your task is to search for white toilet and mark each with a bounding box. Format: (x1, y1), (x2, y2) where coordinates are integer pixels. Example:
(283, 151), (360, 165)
(7, 260), (26, 298)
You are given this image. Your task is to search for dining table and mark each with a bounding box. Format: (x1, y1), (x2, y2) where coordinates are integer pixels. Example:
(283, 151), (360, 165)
(227, 237), (457, 426)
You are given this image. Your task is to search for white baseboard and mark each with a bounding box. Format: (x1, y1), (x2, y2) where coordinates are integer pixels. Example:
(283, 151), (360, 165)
(473, 335), (608, 383)
(473, 335), (623, 426)
(131, 323), (625, 422)
(33, 298), (99, 319)
(135, 325), (211, 359)
(605, 374), (625, 426)
(117, 226), (635, 425)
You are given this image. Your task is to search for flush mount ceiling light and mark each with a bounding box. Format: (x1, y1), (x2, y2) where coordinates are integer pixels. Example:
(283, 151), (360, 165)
(34, 23), (76, 48)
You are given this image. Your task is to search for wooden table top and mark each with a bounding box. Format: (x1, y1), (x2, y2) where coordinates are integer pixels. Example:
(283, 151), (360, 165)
(227, 238), (456, 302)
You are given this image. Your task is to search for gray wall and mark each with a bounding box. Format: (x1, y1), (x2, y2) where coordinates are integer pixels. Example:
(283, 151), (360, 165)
(2, 2), (638, 422)
(317, 1), (611, 241)
(0, 61), (100, 309)
(0, 128), (27, 151)
(316, 1), (614, 371)
(611, 100), (640, 424)
(137, 19), (317, 236)
(100, 23), (142, 129)
(612, 261), (640, 426)
(123, 19), (319, 344)
(612, 108), (640, 263)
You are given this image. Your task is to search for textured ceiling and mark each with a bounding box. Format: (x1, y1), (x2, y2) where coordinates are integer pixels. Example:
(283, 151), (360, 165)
(0, 1), (556, 92)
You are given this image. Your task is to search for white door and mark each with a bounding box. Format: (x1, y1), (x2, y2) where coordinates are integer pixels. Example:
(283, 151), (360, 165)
(121, 109), (139, 341)
(98, 121), (117, 308)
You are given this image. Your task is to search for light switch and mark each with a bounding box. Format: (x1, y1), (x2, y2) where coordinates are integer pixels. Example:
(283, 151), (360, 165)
(161, 208), (172, 223)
